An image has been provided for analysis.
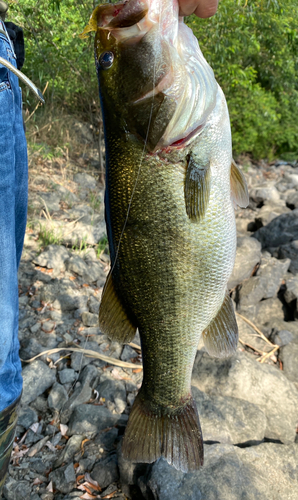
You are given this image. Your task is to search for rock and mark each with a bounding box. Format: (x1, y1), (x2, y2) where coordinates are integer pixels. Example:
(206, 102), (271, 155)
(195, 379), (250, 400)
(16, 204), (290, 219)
(49, 463), (76, 494)
(249, 183), (281, 204)
(22, 360), (56, 405)
(55, 184), (78, 204)
(67, 404), (119, 436)
(37, 191), (61, 212)
(74, 172), (97, 190)
(91, 455), (119, 489)
(81, 312), (99, 327)
(2, 477), (31, 500)
(60, 365), (100, 423)
(285, 190), (298, 208)
(120, 443), (298, 500)
(54, 435), (84, 469)
(19, 338), (46, 361)
(255, 202), (290, 227)
(52, 294), (88, 312)
(97, 379), (126, 414)
(66, 255), (90, 278)
(284, 172), (298, 187)
(59, 369), (77, 385)
(84, 261), (105, 282)
(70, 350), (93, 371)
(272, 330), (293, 347)
(228, 237), (261, 289)
(120, 345), (138, 362)
(279, 241), (298, 274)
(192, 350), (298, 444)
(33, 245), (70, 273)
(254, 297), (284, 325)
(284, 275), (298, 303)
(88, 296), (100, 315)
(72, 123), (94, 145)
(193, 387), (266, 445)
(253, 209), (298, 249)
(279, 343), (298, 383)
(257, 254), (290, 298)
(48, 382), (69, 410)
(237, 276), (266, 307)
(18, 406), (38, 429)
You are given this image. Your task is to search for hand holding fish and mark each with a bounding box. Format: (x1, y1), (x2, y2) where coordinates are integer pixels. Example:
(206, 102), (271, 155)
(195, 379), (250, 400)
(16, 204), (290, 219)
(178, 0), (218, 17)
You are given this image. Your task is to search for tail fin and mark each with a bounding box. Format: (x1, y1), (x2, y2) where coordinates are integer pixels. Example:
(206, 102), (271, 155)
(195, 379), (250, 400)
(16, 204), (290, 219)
(122, 392), (203, 473)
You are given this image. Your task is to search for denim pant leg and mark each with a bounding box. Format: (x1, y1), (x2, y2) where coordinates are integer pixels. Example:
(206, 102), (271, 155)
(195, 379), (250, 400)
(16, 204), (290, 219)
(0, 29), (28, 411)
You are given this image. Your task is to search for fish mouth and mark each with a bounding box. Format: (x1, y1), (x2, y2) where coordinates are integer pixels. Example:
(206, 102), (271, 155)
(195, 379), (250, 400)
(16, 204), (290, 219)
(81, 0), (218, 151)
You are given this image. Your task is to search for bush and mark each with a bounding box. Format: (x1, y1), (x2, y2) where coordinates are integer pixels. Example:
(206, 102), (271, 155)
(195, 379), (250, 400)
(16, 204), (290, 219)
(187, 0), (298, 158)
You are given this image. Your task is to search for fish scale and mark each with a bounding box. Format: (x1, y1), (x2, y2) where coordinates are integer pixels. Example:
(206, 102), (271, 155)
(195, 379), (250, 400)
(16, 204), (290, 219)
(81, 0), (249, 472)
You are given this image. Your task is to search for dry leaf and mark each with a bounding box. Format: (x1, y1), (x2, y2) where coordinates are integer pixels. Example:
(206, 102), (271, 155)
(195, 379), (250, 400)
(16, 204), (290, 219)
(30, 422), (40, 433)
(46, 441), (57, 452)
(33, 478), (44, 485)
(84, 473), (101, 490)
(79, 493), (99, 499)
(102, 490), (117, 499)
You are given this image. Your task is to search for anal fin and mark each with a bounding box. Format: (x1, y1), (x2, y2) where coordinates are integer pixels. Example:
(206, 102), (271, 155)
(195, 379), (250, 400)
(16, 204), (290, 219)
(122, 391), (203, 472)
(99, 271), (137, 343)
(185, 153), (210, 221)
(230, 159), (249, 208)
(202, 294), (238, 358)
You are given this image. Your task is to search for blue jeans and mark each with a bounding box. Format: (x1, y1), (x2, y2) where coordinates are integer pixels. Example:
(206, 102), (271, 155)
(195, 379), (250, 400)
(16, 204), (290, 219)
(0, 21), (27, 411)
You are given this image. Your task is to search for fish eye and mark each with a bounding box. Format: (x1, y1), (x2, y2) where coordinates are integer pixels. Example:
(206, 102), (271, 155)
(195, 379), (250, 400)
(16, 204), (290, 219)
(98, 51), (114, 70)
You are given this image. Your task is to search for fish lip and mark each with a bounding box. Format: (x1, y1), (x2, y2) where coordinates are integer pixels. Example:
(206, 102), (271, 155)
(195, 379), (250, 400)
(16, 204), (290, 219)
(156, 122), (206, 153)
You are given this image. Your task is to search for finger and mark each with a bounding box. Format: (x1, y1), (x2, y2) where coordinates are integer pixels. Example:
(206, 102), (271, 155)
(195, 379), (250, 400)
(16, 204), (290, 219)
(179, 0), (219, 18)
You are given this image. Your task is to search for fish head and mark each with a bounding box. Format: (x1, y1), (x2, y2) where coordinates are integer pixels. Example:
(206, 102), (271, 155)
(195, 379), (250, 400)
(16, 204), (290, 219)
(81, 0), (218, 152)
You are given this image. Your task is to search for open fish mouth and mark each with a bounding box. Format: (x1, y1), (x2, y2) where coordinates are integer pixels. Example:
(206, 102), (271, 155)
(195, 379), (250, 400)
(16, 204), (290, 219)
(81, 0), (218, 150)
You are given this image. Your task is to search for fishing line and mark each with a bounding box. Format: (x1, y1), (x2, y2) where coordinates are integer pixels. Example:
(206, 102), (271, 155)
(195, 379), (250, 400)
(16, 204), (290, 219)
(107, 1), (162, 279)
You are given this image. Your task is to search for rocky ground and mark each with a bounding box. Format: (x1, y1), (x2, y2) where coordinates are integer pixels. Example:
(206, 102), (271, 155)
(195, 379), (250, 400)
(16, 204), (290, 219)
(2, 133), (298, 500)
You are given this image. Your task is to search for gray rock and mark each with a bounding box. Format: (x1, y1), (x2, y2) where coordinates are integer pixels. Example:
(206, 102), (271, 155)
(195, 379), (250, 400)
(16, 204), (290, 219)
(37, 191), (61, 212)
(255, 201), (290, 227)
(55, 185), (78, 204)
(228, 237), (261, 289)
(88, 296), (100, 315)
(284, 275), (298, 303)
(52, 294), (88, 312)
(273, 330), (293, 347)
(285, 190), (298, 208)
(121, 443), (298, 500)
(59, 369), (77, 385)
(284, 172), (298, 186)
(2, 477), (31, 500)
(257, 254), (291, 298)
(67, 404), (119, 436)
(62, 221), (106, 248)
(84, 260), (105, 282)
(72, 124), (94, 145)
(19, 338), (46, 361)
(97, 379), (126, 414)
(91, 455), (119, 489)
(193, 387), (266, 445)
(54, 435), (84, 469)
(81, 312), (99, 327)
(18, 406), (38, 429)
(33, 245), (70, 273)
(22, 360), (56, 405)
(279, 240), (298, 274)
(254, 297), (284, 325)
(279, 343), (298, 383)
(66, 255), (90, 277)
(60, 365), (99, 423)
(74, 172), (97, 189)
(192, 350), (298, 444)
(120, 345), (138, 362)
(253, 209), (298, 249)
(49, 463), (76, 494)
(70, 350), (93, 371)
(48, 382), (69, 410)
(249, 183), (281, 204)
(237, 276), (266, 307)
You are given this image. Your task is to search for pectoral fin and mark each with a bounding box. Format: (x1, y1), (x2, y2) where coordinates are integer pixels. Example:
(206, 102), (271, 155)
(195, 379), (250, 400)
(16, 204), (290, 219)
(230, 160), (249, 208)
(202, 294), (238, 358)
(99, 272), (137, 343)
(185, 153), (210, 221)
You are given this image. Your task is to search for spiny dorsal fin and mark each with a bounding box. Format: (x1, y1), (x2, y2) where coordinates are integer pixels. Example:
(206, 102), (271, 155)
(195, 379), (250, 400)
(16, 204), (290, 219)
(202, 294), (238, 358)
(99, 271), (137, 343)
(185, 153), (210, 222)
(230, 160), (249, 208)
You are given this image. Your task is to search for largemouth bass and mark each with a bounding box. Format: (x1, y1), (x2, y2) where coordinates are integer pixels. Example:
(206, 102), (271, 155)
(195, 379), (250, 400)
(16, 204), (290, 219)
(81, 0), (248, 473)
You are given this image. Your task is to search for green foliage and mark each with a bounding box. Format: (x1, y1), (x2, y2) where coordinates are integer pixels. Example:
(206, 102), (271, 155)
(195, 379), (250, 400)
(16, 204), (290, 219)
(7, 0), (298, 158)
(187, 0), (298, 158)
(9, 0), (98, 114)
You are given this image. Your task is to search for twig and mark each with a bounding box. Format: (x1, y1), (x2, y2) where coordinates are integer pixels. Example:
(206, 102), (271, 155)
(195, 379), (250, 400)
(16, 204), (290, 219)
(259, 345), (279, 364)
(21, 347), (143, 370)
(238, 338), (265, 355)
(236, 312), (273, 346)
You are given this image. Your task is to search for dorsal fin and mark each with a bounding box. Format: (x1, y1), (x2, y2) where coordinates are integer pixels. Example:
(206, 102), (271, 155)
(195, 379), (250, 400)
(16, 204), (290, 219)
(230, 160), (249, 208)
